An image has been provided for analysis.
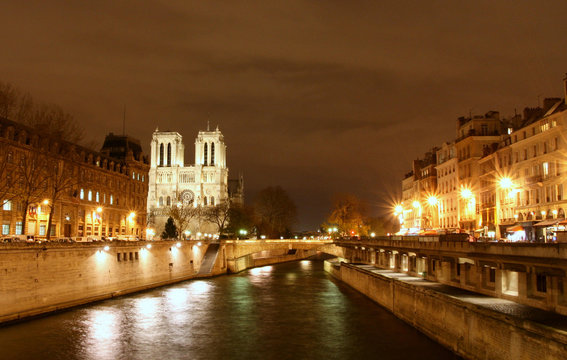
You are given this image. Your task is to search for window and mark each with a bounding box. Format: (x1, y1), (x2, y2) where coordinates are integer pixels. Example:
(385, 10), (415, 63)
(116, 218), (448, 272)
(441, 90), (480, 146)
(159, 143), (164, 166)
(166, 196), (171, 206)
(80, 189), (85, 200)
(211, 143), (215, 165)
(2, 200), (11, 211)
(88, 190), (92, 201)
(142, 175), (145, 182)
(96, 192), (100, 202)
(2, 224), (9, 235)
(536, 274), (547, 293)
(204, 143), (208, 166)
(15, 222), (22, 235)
(211, 196), (215, 206)
(132, 172), (135, 179)
(204, 196), (207, 206)
(39, 224), (46, 236)
(167, 143), (171, 166)
(110, 195), (114, 205)
(543, 162), (549, 177)
(159, 196), (163, 207)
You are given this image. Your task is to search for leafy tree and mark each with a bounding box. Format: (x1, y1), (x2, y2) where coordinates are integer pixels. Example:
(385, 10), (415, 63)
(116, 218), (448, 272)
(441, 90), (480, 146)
(254, 186), (297, 239)
(326, 193), (369, 237)
(161, 217), (178, 239)
(226, 203), (255, 238)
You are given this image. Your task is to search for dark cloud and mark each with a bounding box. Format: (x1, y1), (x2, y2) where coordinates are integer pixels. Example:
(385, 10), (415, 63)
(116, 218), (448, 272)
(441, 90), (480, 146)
(1, 0), (566, 229)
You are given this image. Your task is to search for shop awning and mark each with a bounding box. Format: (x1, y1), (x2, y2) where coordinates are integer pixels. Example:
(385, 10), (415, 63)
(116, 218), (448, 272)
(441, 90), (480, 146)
(506, 225), (524, 232)
(534, 219), (560, 227)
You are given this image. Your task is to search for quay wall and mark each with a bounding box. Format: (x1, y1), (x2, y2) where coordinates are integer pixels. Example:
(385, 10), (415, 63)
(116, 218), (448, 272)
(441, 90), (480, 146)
(327, 261), (567, 360)
(0, 240), (319, 324)
(0, 241), (209, 324)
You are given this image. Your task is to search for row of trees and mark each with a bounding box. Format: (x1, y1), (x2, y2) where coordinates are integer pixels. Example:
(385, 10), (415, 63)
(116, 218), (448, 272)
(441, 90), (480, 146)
(323, 193), (398, 237)
(0, 81), (86, 240)
(161, 186), (297, 239)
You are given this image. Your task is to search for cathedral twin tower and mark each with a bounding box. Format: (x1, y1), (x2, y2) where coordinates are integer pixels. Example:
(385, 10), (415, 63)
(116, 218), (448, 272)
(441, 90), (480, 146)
(147, 126), (240, 237)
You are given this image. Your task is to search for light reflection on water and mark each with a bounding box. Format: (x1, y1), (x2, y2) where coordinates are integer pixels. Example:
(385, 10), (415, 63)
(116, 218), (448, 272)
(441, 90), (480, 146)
(0, 261), (458, 360)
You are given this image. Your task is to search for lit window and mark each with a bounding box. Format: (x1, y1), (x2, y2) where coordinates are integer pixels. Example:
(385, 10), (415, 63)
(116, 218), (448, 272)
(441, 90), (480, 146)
(96, 192), (100, 202)
(2, 224), (9, 235)
(142, 175), (145, 182)
(133, 172), (135, 179)
(15, 222), (22, 235)
(2, 200), (11, 211)
(39, 225), (46, 236)
(80, 189), (85, 200)
(543, 162), (549, 176)
(137, 173), (140, 181)
(88, 190), (92, 201)
(110, 195), (114, 205)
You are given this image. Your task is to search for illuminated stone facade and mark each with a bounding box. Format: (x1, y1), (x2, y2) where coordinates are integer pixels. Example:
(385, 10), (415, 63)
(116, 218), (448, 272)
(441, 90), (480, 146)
(0, 118), (149, 240)
(398, 76), (567, 240)
(147, 127), (243, 237)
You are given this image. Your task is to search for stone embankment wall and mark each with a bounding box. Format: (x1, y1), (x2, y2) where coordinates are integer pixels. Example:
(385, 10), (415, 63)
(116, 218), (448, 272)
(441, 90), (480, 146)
(326, 261), (567, 360)
(0, 241), (317, 324)
(0, 241), (209, 324)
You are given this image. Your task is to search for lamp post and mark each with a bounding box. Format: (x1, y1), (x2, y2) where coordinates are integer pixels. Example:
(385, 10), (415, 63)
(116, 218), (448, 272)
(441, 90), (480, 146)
(426, 195), (439, 229)
(496, 177), (514, 240)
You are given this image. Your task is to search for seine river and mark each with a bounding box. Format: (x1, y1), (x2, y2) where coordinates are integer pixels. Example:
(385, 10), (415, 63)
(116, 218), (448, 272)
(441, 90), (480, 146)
(0, 260), (458, 360)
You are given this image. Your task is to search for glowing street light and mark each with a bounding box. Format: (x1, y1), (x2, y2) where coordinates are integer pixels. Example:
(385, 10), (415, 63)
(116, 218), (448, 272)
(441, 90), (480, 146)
(394, 204), (403, 214)
(96, 207), (103, 213)
(43, 199), (49, 205)
(499, 177), (513, 189)
(412, 200), (420, 208)
(427, 196), (438, 206)
(461, 188), (473, 200)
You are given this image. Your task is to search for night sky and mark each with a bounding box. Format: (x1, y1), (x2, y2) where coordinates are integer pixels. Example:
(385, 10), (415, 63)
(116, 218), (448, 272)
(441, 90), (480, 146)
(1, 1), (566, 230)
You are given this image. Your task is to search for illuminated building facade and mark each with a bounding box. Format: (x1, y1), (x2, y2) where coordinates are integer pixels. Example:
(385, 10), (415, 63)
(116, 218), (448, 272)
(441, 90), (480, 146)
(396, 75), (567, 241)
(147, 126), (243, 237)
(0, 118), (149, 240)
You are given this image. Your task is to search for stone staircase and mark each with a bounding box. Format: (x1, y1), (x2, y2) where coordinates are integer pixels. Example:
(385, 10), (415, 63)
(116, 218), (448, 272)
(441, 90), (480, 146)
(197, 243), (220, 275)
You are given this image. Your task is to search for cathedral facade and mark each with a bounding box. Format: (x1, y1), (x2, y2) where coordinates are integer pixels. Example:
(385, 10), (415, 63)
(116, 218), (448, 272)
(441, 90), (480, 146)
(147, 126), (242, 237)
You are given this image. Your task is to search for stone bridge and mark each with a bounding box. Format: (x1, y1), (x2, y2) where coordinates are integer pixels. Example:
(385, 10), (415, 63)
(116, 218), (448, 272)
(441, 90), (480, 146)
(219, 239), (343, 273)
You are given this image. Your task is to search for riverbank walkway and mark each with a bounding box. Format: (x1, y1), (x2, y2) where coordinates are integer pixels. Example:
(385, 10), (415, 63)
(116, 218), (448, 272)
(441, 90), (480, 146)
(352, 264), (567, 333)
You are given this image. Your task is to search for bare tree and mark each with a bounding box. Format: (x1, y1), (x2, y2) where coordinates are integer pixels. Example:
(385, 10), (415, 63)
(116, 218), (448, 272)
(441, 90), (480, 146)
(204, 200), (231, 236)
(0, 81), (84, 144)
(167, 204), (199, 239)
(44, 159), (79, 240)
(254, 186), (297, 238)
(0, 143), (17, 208)
(13, 151), (49, 235)
(0, 82), (18, 119)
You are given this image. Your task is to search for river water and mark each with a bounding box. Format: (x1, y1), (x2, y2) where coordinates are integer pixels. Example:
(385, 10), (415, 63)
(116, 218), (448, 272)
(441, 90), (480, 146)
(0, 260), (457, 360)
